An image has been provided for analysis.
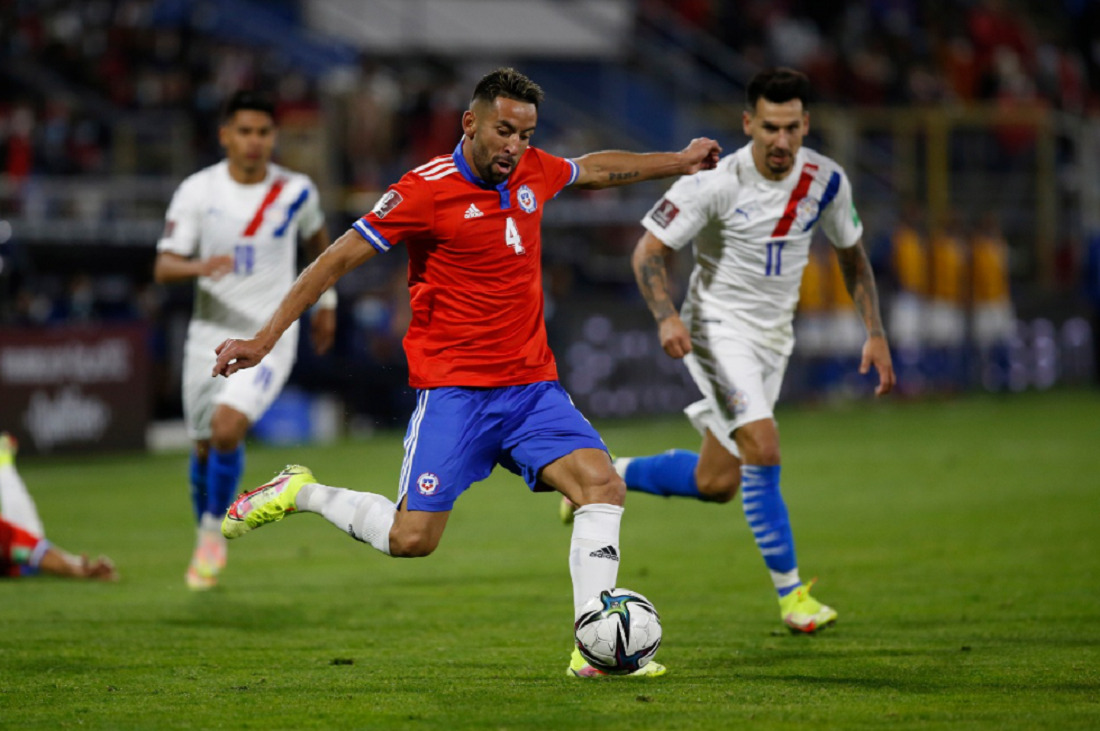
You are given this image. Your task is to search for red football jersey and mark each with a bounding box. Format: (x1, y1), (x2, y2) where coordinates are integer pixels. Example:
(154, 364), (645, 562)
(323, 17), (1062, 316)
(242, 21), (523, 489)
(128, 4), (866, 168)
(353, 141), (579, 388)
(0, 517), (44, 578)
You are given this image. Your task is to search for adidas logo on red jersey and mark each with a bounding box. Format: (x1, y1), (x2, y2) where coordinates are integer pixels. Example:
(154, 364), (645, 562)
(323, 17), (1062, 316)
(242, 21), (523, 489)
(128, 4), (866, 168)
(464, 204), (483, 219)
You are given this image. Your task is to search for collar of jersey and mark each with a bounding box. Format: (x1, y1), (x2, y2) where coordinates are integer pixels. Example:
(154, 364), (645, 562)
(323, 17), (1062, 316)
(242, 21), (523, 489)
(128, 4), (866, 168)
(452, 139), (513, 209)
(738, 144), (801, 190)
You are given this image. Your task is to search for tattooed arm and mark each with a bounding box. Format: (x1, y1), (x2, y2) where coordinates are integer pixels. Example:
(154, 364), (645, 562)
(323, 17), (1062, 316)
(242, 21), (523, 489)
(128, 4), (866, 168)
(835, 241), (896, 396)
(572, 138), (721, 190)
(633, 230), (692, 359)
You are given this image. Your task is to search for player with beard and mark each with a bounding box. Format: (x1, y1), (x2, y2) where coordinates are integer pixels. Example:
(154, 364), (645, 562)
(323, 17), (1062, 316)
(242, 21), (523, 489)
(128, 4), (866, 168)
(562, 68), (895, 634)
(211, 68), (720, 677)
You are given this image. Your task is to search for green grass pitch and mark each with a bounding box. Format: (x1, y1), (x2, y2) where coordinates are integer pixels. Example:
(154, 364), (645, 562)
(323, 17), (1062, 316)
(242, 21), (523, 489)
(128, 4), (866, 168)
(2, 389), (1098, 729)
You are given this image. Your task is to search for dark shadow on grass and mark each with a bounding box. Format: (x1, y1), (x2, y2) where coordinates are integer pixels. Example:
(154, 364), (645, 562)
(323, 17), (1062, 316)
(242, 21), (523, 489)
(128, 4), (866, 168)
(155, 595), (309, 630)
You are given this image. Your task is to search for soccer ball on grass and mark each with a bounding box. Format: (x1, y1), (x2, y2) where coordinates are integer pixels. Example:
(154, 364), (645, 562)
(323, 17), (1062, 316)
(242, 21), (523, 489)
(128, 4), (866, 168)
(574, 588), (662, 674)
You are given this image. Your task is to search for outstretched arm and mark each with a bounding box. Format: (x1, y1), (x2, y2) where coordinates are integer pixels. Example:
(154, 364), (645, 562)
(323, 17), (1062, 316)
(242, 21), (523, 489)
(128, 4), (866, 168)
(303, 225), (337, 355)
(835, 241), (896, 396)
(572, 138), (721, 190)
(38, 547), (118, 581)
(213, 229), (376, 377)
(633, 230), (691, 359)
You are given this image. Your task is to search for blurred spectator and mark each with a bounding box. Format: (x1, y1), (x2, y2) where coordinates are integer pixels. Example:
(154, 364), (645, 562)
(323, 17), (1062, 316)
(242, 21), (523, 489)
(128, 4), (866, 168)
(793, 239), (832, 395)
(928, 210), (970, 391)
(1, 105), (35, 180)
(888, 201), (931, 395)
(345, 268), (413, 430)
(1086, 233), (1100, 384)
(824, 241), (870, 397)
(969, 210), (1016, 391)
(337, 57), (401, 191)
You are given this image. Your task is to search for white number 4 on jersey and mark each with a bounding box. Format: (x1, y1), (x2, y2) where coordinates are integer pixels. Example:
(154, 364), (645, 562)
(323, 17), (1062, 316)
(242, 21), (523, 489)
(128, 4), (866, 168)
(505, 217), (525, 255)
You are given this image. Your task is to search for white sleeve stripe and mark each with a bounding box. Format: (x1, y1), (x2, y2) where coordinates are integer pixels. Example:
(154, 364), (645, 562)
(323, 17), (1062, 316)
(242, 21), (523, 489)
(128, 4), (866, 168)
(421, 166), (457, 181)
(413, 155), (454, 174)
(397, 390), (430, 502)
(352, 219), (392, 252)
(416, 161), (455, 178)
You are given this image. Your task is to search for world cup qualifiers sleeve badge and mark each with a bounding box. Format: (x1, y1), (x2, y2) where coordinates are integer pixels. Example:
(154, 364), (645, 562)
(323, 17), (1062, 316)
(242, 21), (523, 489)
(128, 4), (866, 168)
(650, 198), (679, 228)
(372, 190), (403, 219)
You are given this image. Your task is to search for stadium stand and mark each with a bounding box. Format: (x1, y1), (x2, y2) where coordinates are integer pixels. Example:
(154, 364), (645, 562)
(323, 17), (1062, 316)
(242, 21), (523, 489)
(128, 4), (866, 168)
(0, 0), (1096, 447)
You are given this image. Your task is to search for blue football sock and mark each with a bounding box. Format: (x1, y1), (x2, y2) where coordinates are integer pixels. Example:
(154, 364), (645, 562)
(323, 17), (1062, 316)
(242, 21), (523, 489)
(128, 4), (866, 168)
(622, 449), (703, 499)
(206, 445), (244, 518)
(741, 464), (801, 595)
(189, 451), (208, 524)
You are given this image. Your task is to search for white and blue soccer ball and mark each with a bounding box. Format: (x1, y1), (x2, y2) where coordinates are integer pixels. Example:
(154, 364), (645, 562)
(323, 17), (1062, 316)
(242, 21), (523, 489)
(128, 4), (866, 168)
(574, 588), (662, 674)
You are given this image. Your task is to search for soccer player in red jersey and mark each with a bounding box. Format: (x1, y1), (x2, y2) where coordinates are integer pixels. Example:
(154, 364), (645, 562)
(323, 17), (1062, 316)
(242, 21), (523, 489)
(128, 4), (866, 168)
(212, 68), (719, 676)
(0, 433), (118, 581)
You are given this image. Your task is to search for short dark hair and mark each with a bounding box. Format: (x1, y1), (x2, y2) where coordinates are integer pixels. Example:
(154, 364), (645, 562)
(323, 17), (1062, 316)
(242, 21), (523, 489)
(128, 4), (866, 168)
(470, 67), (544, 109)
(746, 68), (811, 110)
(221, 90), (276, 123)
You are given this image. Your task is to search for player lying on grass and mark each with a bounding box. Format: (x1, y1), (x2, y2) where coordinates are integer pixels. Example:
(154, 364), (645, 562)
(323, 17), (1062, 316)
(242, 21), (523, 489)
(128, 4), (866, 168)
(0, 433), (118, 581)
(211, 67), (719, 678)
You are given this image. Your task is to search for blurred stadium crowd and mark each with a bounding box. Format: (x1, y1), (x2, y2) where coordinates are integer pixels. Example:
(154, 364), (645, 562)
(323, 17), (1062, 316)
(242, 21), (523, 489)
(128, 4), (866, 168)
(1, 0), (1097, 437)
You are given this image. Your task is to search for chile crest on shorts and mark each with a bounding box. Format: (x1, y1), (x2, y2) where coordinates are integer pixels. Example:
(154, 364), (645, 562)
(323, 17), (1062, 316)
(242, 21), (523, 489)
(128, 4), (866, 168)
(416, 472), (440, 496)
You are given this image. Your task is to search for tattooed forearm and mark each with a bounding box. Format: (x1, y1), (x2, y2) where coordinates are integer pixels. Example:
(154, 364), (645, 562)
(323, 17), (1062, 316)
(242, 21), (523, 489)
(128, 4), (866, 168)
(635, 252), (678, 322)
(837, 244), (886, 337)
(609, 171), (640, 183)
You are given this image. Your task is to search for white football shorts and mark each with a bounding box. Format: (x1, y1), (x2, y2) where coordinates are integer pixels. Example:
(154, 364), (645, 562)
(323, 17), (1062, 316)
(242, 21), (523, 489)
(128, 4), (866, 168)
(972, 301), (1016, 347)
(889, 292), (927, 350)
(681, 324), (788, 458)
(825, 310), (867, 356)
(794, 313), (829, 356)
(926, 301), (966, 346)
(182, 322), (299, 441)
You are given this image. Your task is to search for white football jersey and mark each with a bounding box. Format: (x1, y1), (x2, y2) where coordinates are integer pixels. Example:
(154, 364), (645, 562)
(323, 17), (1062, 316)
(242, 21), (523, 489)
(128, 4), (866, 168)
(158, 160), (325, 343)
(642, 143), (863, 355)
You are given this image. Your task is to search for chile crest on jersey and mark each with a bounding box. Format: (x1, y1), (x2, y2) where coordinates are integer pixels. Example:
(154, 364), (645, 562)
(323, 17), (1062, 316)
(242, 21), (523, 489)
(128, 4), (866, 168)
(517, 185), (537, 213)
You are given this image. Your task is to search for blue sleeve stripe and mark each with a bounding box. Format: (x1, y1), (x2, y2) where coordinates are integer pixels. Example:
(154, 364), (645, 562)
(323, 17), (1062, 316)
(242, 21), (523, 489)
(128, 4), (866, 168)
(566, 159), (579, 187)
(552, 159), (581, 200)
(803, 171), (841, 231)
(273, 188), (310, 238)
(353, 219), (392, 253)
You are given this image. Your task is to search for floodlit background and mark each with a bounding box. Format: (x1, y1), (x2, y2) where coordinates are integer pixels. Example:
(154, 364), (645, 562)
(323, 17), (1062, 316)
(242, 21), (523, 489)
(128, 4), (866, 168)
(1, 0), (1097, 454)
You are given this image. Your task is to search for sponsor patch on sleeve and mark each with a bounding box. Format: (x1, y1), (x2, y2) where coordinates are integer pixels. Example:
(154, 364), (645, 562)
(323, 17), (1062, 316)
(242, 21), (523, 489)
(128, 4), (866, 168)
(650, 197), (680, 228)
(371, 190), (403, 219)
(161, 220), (176, 239)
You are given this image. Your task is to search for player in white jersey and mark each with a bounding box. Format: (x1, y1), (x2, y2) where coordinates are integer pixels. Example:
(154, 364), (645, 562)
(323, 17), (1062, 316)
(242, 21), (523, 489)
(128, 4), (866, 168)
(564, 68), (895, 633)
(153, 91), (336, 590)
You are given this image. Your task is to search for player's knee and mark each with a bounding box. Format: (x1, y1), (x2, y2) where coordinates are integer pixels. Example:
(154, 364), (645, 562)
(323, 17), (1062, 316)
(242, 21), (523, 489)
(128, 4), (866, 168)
(751, 445), (782, 466)
(209, 412), (247, 451)
(388, 527), (439, 558)
(696, 472), (741, 503)
(577, 468), (625, 507)
(737, 439), (781, 467)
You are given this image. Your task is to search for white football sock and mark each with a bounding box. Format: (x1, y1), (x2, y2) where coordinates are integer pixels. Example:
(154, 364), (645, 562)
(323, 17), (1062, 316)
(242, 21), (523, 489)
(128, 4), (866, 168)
(199, 512), (222, 534)
(297, 483), (395, 555)
(569, 503), (624, 618)
(0, 463), (44, 536)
